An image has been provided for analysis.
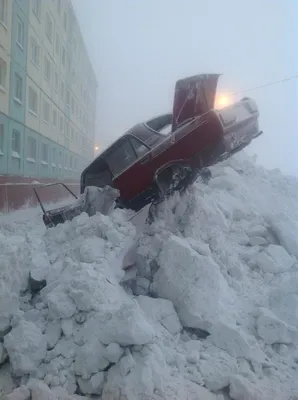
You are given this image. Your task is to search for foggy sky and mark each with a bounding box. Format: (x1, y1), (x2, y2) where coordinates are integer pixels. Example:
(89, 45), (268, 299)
(72, 0), (298, 175)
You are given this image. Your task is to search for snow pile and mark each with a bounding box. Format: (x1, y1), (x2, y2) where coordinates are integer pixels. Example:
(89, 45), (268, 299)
(1, 152), (298, 399)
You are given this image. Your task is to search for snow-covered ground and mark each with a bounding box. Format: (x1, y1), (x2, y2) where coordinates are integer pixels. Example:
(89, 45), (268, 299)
(1, 152), (298, 400)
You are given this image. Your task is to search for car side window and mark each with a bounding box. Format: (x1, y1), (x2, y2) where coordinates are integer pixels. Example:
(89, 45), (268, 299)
(106, 139), (137, 176)
(130, 136), (149, 158)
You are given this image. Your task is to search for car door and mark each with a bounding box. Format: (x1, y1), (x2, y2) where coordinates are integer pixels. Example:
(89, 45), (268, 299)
(111, 135), (154, 206)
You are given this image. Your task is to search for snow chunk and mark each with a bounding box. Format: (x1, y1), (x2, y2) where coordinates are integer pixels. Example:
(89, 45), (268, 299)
(45, 321), (61, 349)
(152, 235), (235, 331)
(257, 308), (298, 344)
(5, 386), (30, 400)
(137, 295), (182, 335)
(68, 267), (123, 312)
(249, 236), (268, 246)
(104, 343), (124, 363)
(252, 245), (295, 273)
(29, 251), (50, 289)
(229, 375), (262, 400)
(74, 336), (110, 378)
(186, 237), (211, 256)
(0, 342), (8, 364)
(198, 344), (238, 391)
(183, 340), (201, 364)
(77, 371), (105, 395)
(79, 237), (105, 263)
(27, 379), (56, 400)
(209, 321), (264, 361)
(78, 302), (155, 346)
(208, 173), (242, 191)
(0, 315), (11, 339)
(269, 286), (298, 328)
(61, 319), (73, 339)
(246, 225), (268, 238)
(268, 214), (298, 258)
(47, 287), (76, 320)
(102, 345), (167, 400)
(4, 321), (47, 376)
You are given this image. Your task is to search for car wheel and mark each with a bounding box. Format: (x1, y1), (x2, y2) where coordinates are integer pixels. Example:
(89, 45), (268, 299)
(155, 164), (193, 198)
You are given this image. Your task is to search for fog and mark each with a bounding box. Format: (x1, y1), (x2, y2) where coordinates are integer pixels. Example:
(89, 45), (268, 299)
(72, 0), (298, 175)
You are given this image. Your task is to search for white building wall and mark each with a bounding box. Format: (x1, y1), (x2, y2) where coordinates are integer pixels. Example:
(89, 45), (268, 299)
(0, 0), (13, 116)
(25, 0), (97, 162)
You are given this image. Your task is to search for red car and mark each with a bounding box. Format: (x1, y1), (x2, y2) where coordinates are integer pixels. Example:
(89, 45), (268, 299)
(39, 74), (262, 227)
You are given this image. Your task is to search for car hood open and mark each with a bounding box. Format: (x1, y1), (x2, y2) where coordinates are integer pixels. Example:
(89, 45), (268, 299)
(172, 73), (221, 131)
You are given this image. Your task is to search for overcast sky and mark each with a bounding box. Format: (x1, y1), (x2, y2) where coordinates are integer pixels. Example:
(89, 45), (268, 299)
(72, 0), (298, 175)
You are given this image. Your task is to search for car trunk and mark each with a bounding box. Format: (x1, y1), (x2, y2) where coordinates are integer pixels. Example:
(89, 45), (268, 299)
(172, 73), (220, 131)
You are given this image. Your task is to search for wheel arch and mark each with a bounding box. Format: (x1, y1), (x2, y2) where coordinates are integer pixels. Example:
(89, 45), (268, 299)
(153, 159), (191, 182)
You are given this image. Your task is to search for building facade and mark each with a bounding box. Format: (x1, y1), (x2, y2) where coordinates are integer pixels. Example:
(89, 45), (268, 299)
(0, 0), (97, 185)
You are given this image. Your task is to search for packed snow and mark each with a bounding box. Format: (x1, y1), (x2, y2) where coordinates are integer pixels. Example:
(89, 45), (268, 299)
(1, 152), (298, 400)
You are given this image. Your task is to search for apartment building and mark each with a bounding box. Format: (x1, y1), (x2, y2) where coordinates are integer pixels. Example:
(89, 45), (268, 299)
(0, 0), (97, 182)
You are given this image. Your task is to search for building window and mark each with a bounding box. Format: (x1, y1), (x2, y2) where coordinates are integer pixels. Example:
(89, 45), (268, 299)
(74, 157), (77, 171)
(31, 37), (40, 67)
(60, 80), (64, 100)
(32, 0), (41, 20)
(58, 150), (62, 168)
(0, 0), (7, 26)
(62, 46), (66, 67)
(27, 137), (37, 160)
(42, 99), (50, 123)
(45, 12), (53, 42)
(71, 126), (74, 141)
(59, 115), (64, 133)
(28, 86), (38, 115)
(16, 17), (24, 49)
(71, 95), (74, 113)
(55, 33), (60, 56)
(12, 129), (21, 155)
(64, 153), (68, 170)
(0, 57), (6, 90)
(14, 73), (22, 103)
(69, 155), (73, 170)
(44, 56), (51, 82)
(0, 124), (4, 154)
(66, 89), (70, 106)
(63, 10), (67, 31)
(41, 143), (49, 163)
(52, 108), (57, 128)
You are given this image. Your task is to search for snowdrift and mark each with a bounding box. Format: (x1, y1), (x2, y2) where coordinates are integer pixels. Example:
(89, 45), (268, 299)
(1, 153), (298, 400)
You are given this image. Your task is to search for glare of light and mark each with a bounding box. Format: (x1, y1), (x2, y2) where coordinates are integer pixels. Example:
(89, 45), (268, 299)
(215, 94), (233, 109)
(94, 146), (99, 151)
